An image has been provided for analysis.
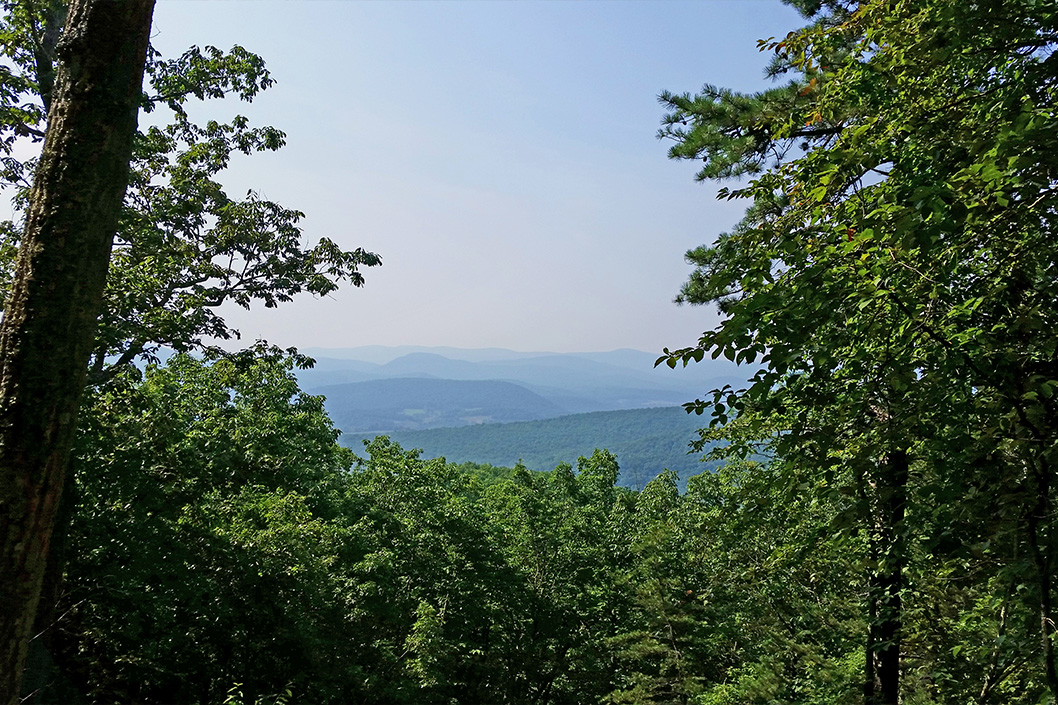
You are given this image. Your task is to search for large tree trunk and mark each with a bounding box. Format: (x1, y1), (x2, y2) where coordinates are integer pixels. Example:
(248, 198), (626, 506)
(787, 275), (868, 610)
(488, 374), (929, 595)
(867, 448), (908, 705)
(0, 2), (154, 702)
(1027, 460), (1057, 697)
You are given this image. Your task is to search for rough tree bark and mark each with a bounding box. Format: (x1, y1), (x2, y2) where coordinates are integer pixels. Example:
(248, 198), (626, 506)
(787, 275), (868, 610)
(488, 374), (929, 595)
(0, 1), (154, 702)
(866, 448), (908, 705)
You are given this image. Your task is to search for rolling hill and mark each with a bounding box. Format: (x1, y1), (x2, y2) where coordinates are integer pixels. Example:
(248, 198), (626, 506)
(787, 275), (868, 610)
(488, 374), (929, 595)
(342, 406), (720, 490)
(299, 346), (752, 424)
(315, 378), (566, 432)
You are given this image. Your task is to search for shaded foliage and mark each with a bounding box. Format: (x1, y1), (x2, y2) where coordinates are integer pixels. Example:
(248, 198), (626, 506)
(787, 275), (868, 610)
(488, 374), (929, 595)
(660, 0), (1058, 700)
(42, 353), (866, 704)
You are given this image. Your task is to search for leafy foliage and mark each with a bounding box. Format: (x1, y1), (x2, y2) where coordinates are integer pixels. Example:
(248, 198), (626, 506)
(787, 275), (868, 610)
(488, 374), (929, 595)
(0, 3), (380, 384)
(45, 351), (857, 705)
(659, 0), (1058, 699)
(56, 350), (360, 704)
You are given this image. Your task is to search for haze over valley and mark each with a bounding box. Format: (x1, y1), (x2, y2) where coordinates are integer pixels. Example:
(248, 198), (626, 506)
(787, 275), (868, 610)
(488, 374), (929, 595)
(299, 345), (745, 430)
(295, 346), (739, 487)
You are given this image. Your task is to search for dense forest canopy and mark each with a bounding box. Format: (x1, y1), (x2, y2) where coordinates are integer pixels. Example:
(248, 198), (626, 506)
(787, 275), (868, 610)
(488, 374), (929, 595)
(2, 0), (1057, 703)
(41, 352), (858, 704)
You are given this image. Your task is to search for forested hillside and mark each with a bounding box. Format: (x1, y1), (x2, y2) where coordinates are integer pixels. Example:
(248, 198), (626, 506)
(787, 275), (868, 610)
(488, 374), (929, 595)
(27, 354), (859, 704)
(343, 406), (719, 489)
(315, 377), (566, 431)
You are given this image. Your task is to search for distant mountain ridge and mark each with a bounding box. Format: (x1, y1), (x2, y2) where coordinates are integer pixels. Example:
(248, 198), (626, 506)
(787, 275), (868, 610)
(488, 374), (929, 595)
(298, 346), (751, 430)
(300, 346), (744, 385)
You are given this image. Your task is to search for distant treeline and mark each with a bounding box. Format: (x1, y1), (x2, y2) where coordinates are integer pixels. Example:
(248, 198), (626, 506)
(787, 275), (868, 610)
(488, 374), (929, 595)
(343, 406), (720, 489)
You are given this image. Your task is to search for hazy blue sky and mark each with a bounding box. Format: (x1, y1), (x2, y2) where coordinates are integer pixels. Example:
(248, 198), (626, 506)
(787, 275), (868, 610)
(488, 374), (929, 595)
(148, 0), (803, 353)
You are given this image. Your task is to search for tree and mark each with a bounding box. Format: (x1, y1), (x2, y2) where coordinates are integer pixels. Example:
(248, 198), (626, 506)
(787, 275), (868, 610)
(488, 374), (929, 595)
(56, 350), (364, 704)
(0, 4), (381, 384)
(660, 0), (1058, 701)
(0, 3), (381, 680)
(0, 1), (155, 701)
(478, 451), (641, 704)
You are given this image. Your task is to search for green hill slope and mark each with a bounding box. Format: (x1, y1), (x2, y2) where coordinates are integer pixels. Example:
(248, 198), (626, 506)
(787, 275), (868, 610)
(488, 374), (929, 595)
(342, 406), (719, 489)
(315, 377), (565, 431)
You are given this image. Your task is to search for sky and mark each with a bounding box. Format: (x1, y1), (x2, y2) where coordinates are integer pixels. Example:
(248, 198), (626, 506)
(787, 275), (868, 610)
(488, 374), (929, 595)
(146, 0), (805, 354)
